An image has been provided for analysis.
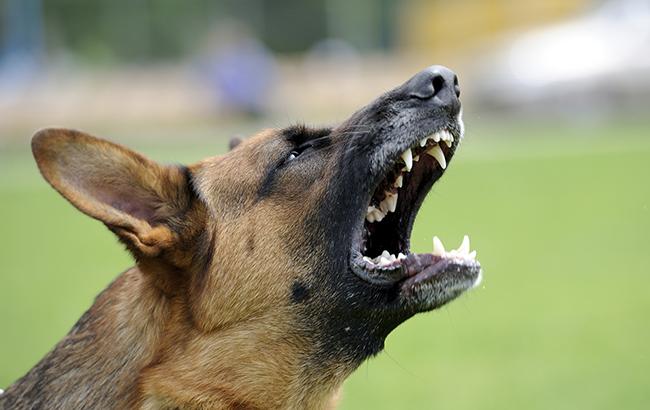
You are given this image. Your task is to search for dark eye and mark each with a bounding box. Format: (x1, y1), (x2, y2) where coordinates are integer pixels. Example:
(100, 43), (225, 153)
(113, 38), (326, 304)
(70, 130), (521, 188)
(286, 143), (313, 162)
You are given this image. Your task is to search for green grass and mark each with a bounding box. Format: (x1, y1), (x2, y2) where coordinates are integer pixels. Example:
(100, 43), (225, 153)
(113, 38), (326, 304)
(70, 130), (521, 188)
(1, 123), (649, 409)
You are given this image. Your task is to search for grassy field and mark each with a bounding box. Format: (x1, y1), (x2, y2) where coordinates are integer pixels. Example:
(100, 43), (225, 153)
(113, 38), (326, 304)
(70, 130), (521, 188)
(1, 122), (649, 409)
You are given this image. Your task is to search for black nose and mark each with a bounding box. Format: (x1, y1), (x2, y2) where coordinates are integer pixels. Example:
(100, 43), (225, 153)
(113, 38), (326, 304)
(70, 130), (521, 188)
(404, 65), (461, 110)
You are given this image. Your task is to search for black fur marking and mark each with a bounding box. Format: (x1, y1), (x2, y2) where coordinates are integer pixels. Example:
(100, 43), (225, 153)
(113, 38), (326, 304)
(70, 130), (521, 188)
(283, 125), (331, 147)
(256, 157), (286, 200)
(291, 281), (310, 304)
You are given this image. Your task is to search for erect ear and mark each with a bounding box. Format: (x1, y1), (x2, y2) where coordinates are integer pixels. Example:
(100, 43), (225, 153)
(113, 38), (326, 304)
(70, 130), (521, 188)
(32, 128), (194, 257)
(228, 137), (242, 151)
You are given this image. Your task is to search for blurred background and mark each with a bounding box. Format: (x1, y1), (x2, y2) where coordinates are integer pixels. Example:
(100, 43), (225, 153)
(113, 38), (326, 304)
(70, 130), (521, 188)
(1, 0), (649, 408)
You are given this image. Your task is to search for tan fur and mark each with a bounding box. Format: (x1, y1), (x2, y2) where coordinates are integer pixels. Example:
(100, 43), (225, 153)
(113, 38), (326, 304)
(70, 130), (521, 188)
(2, 128), (347, 409)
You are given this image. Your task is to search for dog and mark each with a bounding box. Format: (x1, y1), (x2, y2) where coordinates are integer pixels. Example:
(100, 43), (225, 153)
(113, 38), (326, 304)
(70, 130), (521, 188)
(0, 65), (481, 409)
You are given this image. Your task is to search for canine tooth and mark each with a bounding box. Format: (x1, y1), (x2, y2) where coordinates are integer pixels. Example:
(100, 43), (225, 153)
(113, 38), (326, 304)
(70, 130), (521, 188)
(394, 175), (403, 188)
(398, 252), (407, 260)
(468, 250), (477, 260)
(419, 137), (428, 147)
(445, 139), (453, 148)
(458, 235), (470, 255)
(432, 132), (441, 142)
(401, 148), (413, 172)
(432, 236), (446, 256)
(363, 256), (373, 263)
(426, 145), (447, 169)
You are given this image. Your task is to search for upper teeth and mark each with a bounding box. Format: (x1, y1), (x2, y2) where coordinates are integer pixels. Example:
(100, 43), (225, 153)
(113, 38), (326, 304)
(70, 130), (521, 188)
(426, 144), (446, 169)
(379, 191), (398, 213)
(432, 235), (476, 260)
(426, 130), (454, 147)
(366, 205), (385, 223)
(365, 129), (452, 223)
(401, 148), (413, 172)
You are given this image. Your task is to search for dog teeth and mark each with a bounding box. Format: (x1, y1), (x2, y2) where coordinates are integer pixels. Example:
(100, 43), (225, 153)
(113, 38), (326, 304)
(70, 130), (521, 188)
(363, 250), (399, 266)
(387, 192), (398, 212)
(378, 192), (398, 214)
(367, 129), (455, 226)
(429, 130), (454, 147)
(457, 235), (470, 254)
(432, 236), (446, 256)
(426, 144), (447, 169)
(366, 206), (376, 223)
(394, 175), (403, 188)
(401, 148), (413, 172)
(432, 235), (477, 261)
(398, 252), (407, 260)
(366, 206), (386, 223)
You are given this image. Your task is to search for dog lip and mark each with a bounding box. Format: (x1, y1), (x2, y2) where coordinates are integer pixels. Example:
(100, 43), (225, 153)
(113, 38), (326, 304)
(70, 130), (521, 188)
(399, 253), (481, 291)
(350, 251), (409, 286)
(350, 250), (481, 296)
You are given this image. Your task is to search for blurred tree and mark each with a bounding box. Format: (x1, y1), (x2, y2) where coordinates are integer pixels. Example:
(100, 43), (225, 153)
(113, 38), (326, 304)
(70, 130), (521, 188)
(1, 0), (401, 63)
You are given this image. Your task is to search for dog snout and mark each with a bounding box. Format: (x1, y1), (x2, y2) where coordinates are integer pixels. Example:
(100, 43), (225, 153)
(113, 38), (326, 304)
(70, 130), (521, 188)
(404, 65), (461, 113)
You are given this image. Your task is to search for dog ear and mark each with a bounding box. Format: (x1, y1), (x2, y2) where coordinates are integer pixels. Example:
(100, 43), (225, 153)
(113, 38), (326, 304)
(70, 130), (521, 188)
(32, 128), (194, 258)
(228, 137), (242, 151)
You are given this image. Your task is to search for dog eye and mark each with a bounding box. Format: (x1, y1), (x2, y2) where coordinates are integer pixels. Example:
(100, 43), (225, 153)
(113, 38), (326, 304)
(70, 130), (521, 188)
(286, 143), (313, 162)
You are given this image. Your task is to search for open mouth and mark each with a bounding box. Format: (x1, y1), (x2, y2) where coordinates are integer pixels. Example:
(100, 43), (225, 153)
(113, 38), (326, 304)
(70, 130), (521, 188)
(350, 123), (481, 307)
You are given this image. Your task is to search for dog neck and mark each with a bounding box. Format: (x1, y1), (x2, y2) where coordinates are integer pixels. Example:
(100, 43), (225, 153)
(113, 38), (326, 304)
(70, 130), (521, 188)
(3, 266), (345, 409)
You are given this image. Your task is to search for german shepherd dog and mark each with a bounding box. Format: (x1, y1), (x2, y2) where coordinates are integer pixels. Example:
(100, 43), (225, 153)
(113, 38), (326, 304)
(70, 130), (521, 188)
(0, 66), (481, 409)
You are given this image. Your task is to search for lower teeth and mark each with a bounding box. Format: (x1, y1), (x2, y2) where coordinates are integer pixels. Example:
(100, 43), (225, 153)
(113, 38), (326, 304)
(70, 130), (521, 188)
(364, 251), (407, 266)
(362, 236), (476, 267)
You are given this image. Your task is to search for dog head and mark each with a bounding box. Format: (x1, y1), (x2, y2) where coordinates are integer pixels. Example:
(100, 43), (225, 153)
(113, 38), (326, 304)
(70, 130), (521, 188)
(32, 65), (481, 405)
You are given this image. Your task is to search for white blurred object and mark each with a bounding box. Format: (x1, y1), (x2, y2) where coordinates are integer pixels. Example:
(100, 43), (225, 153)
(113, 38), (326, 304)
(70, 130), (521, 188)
(476, 0), (650, 112)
